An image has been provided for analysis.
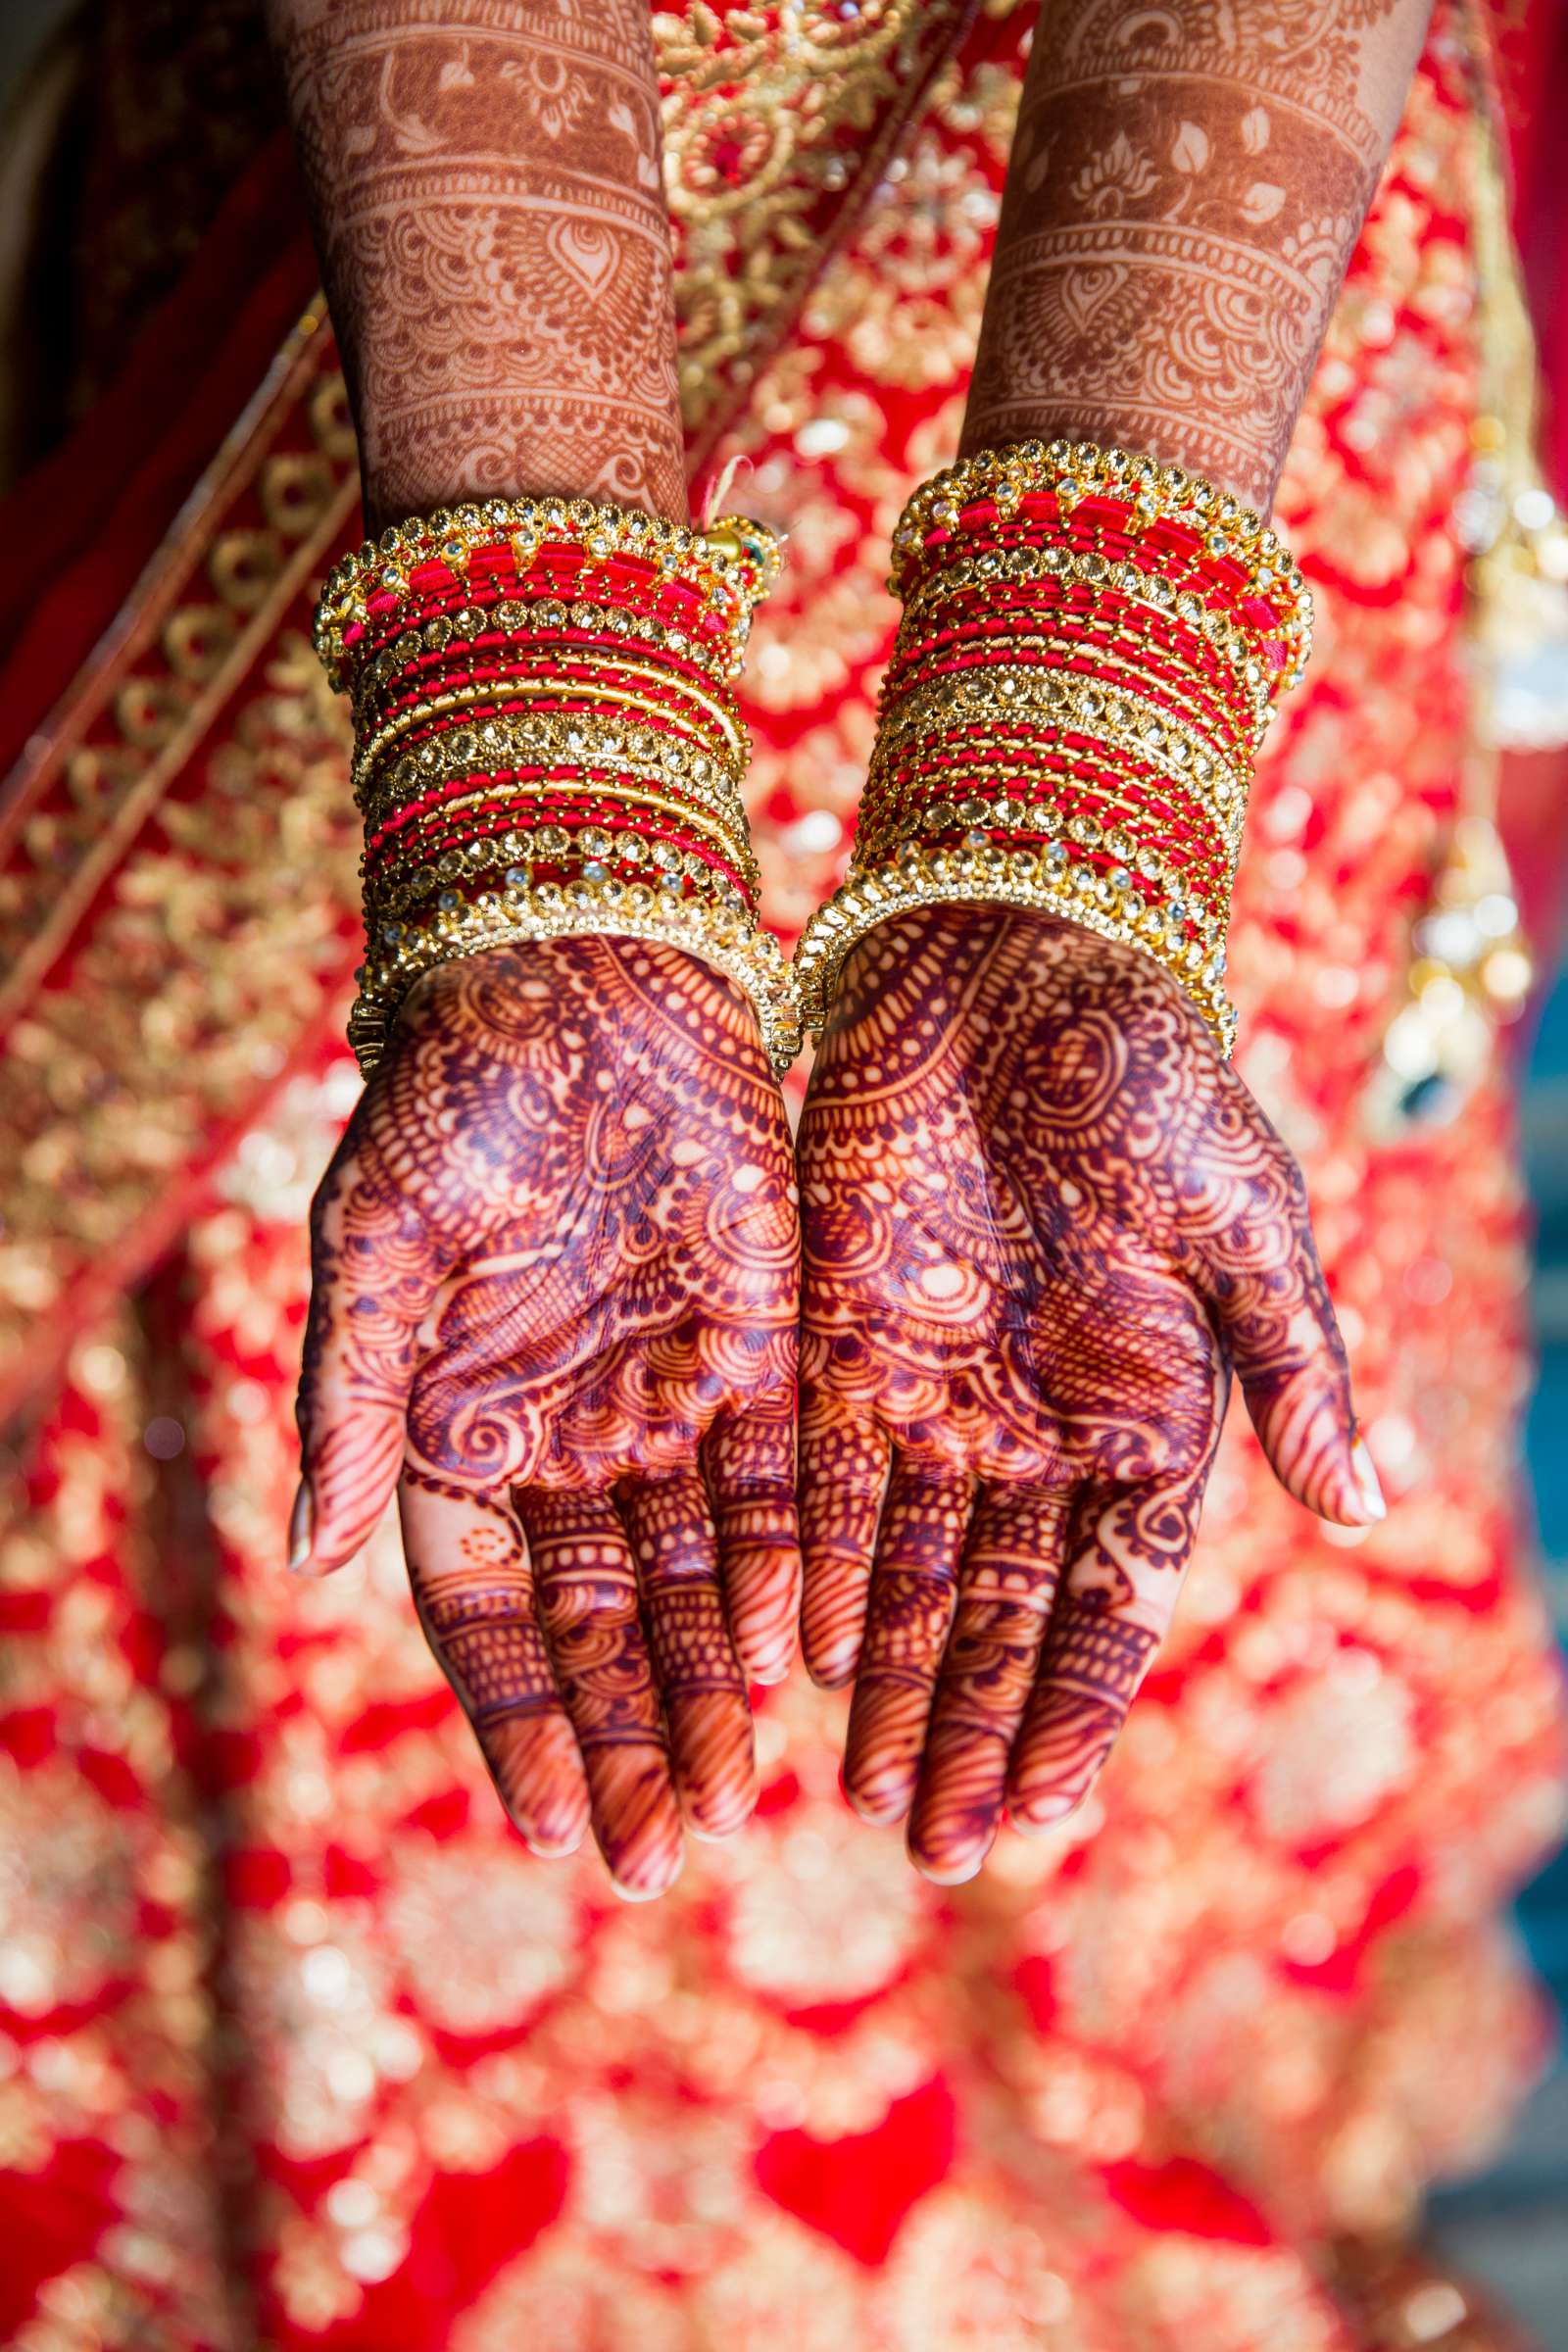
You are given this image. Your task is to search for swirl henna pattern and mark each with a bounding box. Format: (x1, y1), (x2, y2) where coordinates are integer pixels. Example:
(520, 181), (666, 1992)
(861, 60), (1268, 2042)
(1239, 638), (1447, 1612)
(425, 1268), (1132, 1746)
(798, 906), (1384, 1886)
(267, 0), (687, 527)
(294, 937), (801, 1896)
(962, 0), (1433, 506)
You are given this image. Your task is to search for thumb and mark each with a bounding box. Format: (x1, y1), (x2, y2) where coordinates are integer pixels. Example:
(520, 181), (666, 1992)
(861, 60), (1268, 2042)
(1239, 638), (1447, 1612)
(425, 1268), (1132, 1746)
(293, 1139), (450, 1574)
(1204, 1179), (1384, 1531)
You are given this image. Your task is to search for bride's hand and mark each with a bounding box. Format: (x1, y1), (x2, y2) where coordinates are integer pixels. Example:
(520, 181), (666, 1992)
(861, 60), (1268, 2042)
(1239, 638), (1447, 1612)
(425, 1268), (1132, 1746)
(294, 936), (800, 1898)
(797, 905), (1382, 1885)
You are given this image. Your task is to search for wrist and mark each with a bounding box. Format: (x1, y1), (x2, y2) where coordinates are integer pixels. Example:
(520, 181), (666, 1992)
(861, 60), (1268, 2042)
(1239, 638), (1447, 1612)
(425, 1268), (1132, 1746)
(794, 436), (1312, 1056)
(315, 493), (799, 1076)
(359, 439), (691, 544)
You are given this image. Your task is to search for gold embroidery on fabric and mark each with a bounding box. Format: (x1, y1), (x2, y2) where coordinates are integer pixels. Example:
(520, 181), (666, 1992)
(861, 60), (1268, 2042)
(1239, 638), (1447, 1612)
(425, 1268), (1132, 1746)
(659, 0), (974, 455)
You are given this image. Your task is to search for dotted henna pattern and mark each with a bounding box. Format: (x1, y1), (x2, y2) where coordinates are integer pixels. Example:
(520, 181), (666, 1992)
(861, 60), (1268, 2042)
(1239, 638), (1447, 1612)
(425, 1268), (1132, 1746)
(296, 936), (800, 1897)
(797, 904), (1381, 1885)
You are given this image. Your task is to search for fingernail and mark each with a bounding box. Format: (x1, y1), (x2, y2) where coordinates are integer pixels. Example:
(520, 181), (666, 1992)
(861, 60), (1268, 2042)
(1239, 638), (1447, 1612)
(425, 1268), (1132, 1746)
(610, 1852), (684, 1903)
(908, 1838), (987, 1887)
(1009, 1793), (1078, 1838)
(1349, 1435), (1386, 1524)
(915, 1852), (986, 1887)
(287, 1480), (316, 1574)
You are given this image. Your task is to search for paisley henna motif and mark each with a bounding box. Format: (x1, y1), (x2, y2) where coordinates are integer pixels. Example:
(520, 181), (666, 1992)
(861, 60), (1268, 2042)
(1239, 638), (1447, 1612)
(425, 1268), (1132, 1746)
(267, 0), (687, 527)
(295, 936), (800, 1895)
(962, 0), (1432, 506)
(798, 905), (1383, 1884)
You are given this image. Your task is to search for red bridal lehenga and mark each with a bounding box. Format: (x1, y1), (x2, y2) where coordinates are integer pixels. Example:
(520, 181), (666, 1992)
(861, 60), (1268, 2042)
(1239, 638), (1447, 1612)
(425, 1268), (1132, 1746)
(1, 2), (1566, 2347)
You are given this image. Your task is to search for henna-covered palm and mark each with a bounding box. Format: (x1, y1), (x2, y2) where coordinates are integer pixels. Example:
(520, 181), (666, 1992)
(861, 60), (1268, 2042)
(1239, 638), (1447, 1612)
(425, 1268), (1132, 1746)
(295, 937), (801, 1898)
(798, 905), (1383, 1886)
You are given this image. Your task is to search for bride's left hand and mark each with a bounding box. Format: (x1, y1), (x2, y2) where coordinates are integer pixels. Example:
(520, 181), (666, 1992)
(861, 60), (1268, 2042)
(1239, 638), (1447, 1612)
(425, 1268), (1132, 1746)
(797, 903), (1383, 1885)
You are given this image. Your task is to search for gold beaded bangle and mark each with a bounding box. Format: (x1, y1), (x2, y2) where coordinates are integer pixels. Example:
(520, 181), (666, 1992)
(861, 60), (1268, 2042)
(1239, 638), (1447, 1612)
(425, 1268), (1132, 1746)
(356, 649), (747, 756)
(870, 668), (1248, 821)
(792, 841), (1235, 1054)
(365, 772), (755, 865)
(794, 439), (1313, 1054)
(351, 878), (800, 1079)
(889, 436), (1312, 687)
(353, 676), (747, 798)
(851, 784), (1236, 911)
(351, 589), (745, 705)
(368, 808), (761, 917)
(891, 586), (1265, 757)
(366, 790), (760, 916)
(359, 714), (752, 842)
(315, 495), (784, 687)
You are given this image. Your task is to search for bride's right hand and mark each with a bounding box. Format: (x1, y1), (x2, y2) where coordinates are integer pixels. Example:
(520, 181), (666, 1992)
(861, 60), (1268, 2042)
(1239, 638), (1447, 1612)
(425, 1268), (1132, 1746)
(293, 934), (801, 1900)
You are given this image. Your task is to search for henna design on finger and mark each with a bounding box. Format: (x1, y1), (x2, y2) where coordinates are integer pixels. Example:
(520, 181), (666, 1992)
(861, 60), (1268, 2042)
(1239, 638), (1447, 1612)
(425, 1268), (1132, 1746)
(797, 1413), (894, 1688)
(906, 1482), (1071, 1883)
(1007, 1603), (1159, 1834)
(518, 1487), (683, 1897)
(702, 1391), (803, 1687)
(618, 1472), (757, 1840)
(400, 1468), (589, 1856)
(1191, 1082), (1370, 1523)
(298, 1138), (451, 1567)
(843, 1461), (974, 1825)
(799, 905), (1370, 1872)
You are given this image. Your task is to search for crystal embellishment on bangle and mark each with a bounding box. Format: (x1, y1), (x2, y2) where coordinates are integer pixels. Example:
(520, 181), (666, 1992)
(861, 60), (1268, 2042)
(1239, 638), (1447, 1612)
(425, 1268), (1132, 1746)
(793, 437), (1314, 1054)
(313, 494), (799, 1075)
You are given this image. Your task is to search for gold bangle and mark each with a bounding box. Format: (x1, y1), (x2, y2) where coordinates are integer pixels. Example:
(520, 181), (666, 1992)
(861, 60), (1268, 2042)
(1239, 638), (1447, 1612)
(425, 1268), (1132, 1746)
(315, 494), (783, 684)
(895, 547), (1276, 746)
(852, 785), (1235, 911)
(890, 608), (1260, 765)
(890, 436), (1311, 674)
(367, 772), (755, 862)
(351, 880), (800, 1080)
(356, 639), (745, 742)
(350, 587), (744, 704)
(871, 667), (1247, 818)
(792, 840), (1234, 1053)
(367, 791), (760, 916)
(862, 746), (1242, 870)
(359, 714), (752, 839)
(368, 818), (761, 926)
(354, 675), (746, 796)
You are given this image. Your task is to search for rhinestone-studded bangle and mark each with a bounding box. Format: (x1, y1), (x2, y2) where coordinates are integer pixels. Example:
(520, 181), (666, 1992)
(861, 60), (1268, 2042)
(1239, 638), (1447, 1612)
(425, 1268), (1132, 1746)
(793, 439), (1313, 1052)
(315, 494), (782, 689)
(314, 496), (799, 1076)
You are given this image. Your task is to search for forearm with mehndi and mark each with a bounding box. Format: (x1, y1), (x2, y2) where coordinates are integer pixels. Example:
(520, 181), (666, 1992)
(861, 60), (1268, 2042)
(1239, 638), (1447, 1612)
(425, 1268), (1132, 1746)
(266, 0), (686, 529)
(962, 0), (1434, 509)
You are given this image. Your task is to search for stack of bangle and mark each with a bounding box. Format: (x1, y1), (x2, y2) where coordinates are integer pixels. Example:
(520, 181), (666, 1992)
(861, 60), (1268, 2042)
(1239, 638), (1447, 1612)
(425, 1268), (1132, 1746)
(791, 438), (1314, 1054)
(313, 493), (800, 1073)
